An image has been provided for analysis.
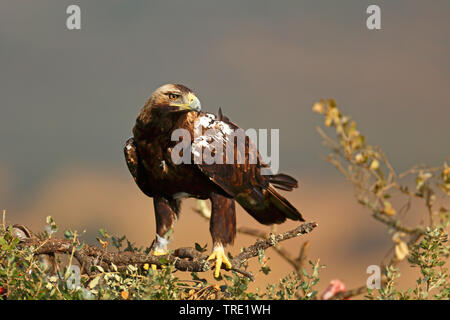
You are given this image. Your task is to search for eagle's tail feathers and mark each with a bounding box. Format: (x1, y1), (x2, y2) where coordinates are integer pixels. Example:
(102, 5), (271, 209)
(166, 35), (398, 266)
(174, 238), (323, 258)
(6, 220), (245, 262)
(236, 186), (304, 225)
(268, 173), (298, 191)
(266, 186), (304, 222)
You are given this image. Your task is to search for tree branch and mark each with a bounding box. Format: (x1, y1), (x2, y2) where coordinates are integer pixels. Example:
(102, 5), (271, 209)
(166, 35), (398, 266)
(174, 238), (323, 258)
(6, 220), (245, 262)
(237, 226), (310, 276)
(17, 222), (318, 281)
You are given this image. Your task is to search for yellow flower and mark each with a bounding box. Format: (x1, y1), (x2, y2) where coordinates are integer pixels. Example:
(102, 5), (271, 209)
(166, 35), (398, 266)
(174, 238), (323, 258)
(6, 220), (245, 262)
(312, 101), (325, 114)
(392, 233), (409, 261)
(442, 163), (450, 183)
(383, 201), (396, 216)
(416, 171), (432, 191)
(395, 241), (409, 261)
(97, 238), (108, 249)
(370, 159), (380, 170)
(355, 153), (365, 164)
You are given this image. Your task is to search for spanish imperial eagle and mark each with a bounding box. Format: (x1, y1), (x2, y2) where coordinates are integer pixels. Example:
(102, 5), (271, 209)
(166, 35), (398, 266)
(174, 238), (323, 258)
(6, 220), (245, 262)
(124, 84), (304, 277)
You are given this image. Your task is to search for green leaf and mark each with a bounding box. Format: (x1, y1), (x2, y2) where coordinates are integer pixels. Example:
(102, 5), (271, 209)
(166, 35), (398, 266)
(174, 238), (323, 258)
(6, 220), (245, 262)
(88, 275), (101, 289)
(159, 257), (168, 264)
(64, 230), (74, 239)
(99, 228), (107, 238)
(261, 266), (271, 275)
(194, 242), (205, 252)
(302, 268), (309, 278)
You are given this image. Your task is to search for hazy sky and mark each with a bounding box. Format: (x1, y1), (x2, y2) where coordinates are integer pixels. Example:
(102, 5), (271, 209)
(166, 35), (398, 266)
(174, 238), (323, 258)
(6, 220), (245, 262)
(1, 0), (449, 195)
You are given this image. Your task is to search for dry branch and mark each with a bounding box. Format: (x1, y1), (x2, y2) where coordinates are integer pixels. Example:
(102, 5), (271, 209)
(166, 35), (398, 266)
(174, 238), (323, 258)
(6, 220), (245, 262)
(195, 202), (314, 276)
(237, 225), (310, 275)
(17, 222), (317, 281)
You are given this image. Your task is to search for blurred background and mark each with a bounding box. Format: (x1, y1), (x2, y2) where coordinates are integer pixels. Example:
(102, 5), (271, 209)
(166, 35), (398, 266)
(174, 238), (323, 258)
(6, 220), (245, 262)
(1, 0), (449, 295)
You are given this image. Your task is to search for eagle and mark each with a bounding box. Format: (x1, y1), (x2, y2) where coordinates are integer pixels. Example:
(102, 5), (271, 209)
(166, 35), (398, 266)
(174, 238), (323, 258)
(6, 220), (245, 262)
(124, 84), (304, 277)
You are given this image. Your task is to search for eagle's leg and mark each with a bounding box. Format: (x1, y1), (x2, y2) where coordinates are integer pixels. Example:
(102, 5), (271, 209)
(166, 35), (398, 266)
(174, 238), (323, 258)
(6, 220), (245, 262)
(207, 193), (236, 278)
(151, 196), (180, 269)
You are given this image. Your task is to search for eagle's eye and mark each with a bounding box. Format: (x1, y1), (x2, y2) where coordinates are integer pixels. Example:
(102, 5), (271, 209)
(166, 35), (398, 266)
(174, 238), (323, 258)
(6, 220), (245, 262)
(168, 93), (180, 101)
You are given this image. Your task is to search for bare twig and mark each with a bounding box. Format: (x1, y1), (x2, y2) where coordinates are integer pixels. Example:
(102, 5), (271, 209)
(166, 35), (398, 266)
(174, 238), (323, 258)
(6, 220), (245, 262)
(237, 225), (311, 275)
(372, 211), (423, 235)
(331, 285), (368, 300)
(296, 241), (310, 279)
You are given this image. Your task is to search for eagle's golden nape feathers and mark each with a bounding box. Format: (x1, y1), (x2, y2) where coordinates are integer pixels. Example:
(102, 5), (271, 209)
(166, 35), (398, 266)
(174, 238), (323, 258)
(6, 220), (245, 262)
(125, 83), (305, 278)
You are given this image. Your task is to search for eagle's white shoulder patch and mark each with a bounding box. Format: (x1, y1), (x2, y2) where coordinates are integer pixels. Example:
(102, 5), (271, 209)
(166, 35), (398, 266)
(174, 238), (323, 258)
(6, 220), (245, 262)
(192, 113), (235, 158)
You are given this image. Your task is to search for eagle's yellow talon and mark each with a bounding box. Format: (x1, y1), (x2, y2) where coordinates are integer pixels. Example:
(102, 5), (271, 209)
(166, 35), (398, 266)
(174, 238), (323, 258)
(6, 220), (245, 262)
(207, 245), (232, 278)
(151, 249), (168, 271)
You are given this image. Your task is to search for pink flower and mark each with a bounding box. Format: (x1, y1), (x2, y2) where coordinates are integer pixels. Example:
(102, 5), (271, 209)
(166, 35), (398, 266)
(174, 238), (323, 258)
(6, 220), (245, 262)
(321, 279), (347, 300)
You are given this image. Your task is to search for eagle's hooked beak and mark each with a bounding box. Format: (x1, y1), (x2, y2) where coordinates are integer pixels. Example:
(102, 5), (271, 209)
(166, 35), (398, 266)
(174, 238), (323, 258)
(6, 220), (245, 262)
(187, 92), (201, 111)
(169, 92), (201, 112)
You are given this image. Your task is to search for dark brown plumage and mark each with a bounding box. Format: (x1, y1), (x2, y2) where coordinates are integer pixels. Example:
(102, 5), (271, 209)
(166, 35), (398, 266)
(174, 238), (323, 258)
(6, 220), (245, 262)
(124, 83), (304, 277)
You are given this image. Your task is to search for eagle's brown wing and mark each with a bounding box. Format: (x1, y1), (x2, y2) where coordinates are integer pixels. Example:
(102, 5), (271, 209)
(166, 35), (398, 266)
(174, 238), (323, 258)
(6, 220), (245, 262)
(191, 111), (304, 224)
(123, 137), (153, 198)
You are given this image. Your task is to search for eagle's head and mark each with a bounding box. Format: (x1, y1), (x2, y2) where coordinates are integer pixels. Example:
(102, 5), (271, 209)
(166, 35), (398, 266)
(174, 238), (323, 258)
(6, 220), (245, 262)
(147, 83), (201, 113)
(134, 83), (202, 133)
